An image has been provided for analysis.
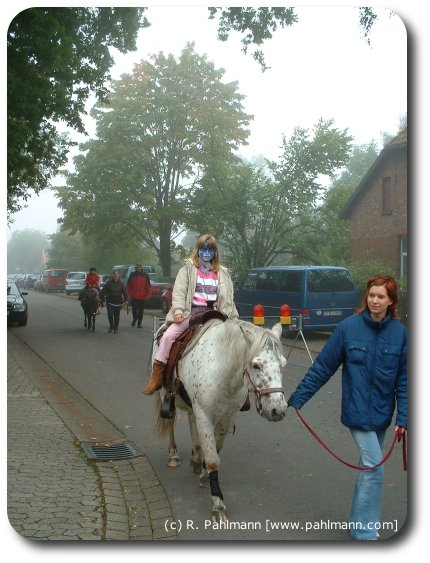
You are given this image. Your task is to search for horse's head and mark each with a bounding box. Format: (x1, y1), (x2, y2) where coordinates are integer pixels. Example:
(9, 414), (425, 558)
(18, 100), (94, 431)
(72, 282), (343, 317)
(243, 323), (288, 422)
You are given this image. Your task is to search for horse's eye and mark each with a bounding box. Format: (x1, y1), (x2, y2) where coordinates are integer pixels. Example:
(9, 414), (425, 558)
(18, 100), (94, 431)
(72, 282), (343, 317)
(252, 363), (261, 370)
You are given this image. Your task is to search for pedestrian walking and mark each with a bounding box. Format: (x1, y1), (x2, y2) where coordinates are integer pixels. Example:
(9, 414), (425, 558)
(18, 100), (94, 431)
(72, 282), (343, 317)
(287, 274), (407, 540)
(126, 264), (152, 328)
(100, 270), (128, 333)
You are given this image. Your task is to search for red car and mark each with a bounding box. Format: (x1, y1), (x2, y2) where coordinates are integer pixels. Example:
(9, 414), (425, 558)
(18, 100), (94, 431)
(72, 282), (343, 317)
(147, 276), (172, 310)
(161, 285), (173, 314)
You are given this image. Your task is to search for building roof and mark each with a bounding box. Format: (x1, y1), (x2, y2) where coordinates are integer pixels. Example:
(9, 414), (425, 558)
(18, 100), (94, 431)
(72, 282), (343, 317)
(339, 126), (407, 219)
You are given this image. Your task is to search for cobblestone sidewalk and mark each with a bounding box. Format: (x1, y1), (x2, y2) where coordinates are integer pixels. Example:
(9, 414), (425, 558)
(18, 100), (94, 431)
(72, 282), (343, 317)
(7, 338), (177, 541)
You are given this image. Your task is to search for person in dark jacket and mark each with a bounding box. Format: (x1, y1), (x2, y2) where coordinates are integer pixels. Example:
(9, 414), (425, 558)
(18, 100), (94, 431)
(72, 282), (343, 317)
(288, 275), (407, 541)
(100, 270), (128, 333)
(126, 264), (152, 328)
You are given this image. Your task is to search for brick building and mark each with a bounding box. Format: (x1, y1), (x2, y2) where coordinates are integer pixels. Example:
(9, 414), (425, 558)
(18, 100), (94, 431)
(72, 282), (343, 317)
(339, 127), (407, 278)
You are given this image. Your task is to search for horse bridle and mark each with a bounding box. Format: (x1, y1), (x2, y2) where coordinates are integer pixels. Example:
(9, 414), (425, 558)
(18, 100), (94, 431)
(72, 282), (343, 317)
(243, 366), (284, 401)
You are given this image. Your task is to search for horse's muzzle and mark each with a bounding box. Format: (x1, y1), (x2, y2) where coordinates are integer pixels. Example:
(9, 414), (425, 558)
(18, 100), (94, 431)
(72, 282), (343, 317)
(256, 393), (287, 422)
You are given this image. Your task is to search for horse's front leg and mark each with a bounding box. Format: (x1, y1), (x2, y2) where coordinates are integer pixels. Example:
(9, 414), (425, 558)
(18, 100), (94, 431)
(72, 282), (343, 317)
(194, 408), (227, 523)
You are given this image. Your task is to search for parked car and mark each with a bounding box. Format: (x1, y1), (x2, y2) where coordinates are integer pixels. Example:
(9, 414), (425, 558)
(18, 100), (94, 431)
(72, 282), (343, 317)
(234, 265), (358, 332)
(99, 274), (110, 291)
(65, 271), (87, 295)
(40, 269), (68, 293)
(7, 281), (28, 326)
(147, 276), (172, 309)
(34, 274), (43, 291)
(161, 285), (173, 314)
(112, 264), (156, 285)
(24, 274), (39, 289)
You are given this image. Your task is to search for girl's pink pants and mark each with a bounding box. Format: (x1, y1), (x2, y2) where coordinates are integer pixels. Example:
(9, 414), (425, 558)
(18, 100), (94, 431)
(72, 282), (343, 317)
(155, 317), (191, 364)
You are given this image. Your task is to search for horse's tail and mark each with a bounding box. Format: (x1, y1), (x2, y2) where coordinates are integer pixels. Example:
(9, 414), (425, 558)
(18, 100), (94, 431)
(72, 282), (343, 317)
(154, 391), (176, 438)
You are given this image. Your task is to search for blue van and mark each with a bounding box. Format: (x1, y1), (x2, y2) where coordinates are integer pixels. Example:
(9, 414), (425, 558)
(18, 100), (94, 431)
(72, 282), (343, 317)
(234, 265), (358, 331)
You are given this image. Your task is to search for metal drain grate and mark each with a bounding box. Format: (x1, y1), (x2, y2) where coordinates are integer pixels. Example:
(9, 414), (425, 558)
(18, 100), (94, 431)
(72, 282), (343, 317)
(81, 441), (142, 461)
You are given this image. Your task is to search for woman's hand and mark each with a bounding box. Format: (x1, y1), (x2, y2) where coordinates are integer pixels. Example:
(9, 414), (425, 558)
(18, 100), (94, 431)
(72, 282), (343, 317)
(174, 313), (184, 323)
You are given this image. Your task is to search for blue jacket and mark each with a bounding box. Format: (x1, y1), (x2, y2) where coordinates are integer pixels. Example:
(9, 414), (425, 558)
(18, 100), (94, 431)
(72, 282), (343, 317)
(287, 311), (407, 431)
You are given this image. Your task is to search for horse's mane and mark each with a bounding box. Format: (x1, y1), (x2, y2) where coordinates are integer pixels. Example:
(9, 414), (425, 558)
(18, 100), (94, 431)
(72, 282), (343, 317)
(222, 319), (283, 370)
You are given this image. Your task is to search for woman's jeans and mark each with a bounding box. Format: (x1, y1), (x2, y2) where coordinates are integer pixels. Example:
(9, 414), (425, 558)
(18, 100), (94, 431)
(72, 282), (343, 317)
(349, 429), (386, 540)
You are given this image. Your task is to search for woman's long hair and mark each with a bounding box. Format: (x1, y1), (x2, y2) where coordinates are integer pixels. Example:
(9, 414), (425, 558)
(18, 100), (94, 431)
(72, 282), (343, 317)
(190, 234), (221, 272)
(357, 275), (400, 319)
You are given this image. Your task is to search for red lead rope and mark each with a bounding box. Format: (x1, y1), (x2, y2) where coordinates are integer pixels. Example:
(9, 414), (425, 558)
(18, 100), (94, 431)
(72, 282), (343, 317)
(295, 409), (407, 471)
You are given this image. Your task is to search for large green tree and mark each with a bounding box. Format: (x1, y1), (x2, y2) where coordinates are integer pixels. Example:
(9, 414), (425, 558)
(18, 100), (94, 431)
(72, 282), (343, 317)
(47, 231), (155, 273)
(57, 44), (252, 277)
(8, 6), (379, 219)
(287, 142), (380, 265)
(188, 119), (353, 277)
(7, 7), (149, 216)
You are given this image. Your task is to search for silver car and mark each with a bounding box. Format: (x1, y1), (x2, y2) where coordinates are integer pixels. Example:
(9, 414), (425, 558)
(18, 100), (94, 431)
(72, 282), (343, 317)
(65, 271), (87, 295)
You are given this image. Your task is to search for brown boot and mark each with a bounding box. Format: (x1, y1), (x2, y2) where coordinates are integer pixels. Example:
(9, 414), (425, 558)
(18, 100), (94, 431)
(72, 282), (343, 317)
(143, 362), (165, 395)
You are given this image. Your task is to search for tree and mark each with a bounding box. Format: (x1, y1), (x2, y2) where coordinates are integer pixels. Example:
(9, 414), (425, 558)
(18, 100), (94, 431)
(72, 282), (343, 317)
(47, 231), (154, 273)
(7, 7), (149, 216)
(188, 120), (353, 277)
(57, 44), (252, 277)
(208, 7), (297, 71)
(7, 6), (380, 219)
(287, 142), (380, 265)
(7, 229), (50, 274)
(208, 7), (378, 70)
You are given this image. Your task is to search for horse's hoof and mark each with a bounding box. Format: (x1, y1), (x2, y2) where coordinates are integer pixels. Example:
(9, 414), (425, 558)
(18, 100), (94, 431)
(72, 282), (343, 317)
(190, 459), (202, 475)
(211, 510), (228, 524)
(167, 457), (181, 468)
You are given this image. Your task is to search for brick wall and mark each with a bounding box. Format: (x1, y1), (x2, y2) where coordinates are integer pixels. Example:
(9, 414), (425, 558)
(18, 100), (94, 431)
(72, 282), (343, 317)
(350, 147), (407, 276)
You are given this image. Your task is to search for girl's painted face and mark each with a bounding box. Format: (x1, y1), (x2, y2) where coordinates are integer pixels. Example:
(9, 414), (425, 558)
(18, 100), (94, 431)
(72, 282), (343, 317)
(199, 246), (215, 262)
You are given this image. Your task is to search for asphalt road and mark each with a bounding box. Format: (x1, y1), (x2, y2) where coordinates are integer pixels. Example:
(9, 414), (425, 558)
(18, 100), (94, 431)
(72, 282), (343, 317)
(8, 289), (408, 541)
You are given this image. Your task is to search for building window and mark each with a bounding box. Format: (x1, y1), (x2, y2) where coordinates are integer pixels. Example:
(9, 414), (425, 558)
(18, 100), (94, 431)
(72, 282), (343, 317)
(400, 235), (407, 278)
(381, 176), (392, 215)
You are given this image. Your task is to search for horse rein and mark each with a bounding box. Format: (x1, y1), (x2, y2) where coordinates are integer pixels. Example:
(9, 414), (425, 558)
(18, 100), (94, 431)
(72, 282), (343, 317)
(295, 408), (407, 471)
(243, 367), (284, 400)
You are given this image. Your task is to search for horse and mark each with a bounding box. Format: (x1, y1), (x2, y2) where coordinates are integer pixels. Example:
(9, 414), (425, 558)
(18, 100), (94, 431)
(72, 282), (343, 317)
(153, 318), (288, 522)
(80, 286), (100, 332)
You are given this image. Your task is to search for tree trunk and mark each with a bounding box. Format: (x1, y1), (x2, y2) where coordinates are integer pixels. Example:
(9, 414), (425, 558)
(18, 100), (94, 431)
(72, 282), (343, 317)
(158, 223), (172, 278)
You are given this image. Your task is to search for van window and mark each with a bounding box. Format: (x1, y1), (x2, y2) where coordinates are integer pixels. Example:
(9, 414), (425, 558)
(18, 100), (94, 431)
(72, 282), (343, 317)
(67, 272), (86, 280)
(307, 269), (354, 292)
(49, 270), (67, 277)
(255, 271), (278, 291)
(241, 272), (258, 290)
(279, 271), (302, 292)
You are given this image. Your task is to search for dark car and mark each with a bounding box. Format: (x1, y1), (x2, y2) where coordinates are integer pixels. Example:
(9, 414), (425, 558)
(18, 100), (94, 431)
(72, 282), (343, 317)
(7, 281), (28, 326)
(147, 275), (172, 309)
(234, 265), (357, 332)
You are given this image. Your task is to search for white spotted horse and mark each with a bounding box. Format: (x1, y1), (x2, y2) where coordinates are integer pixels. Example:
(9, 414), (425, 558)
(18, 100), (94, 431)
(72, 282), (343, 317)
(80, 286), (100, 332)
(152, 314), (287, 522)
